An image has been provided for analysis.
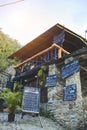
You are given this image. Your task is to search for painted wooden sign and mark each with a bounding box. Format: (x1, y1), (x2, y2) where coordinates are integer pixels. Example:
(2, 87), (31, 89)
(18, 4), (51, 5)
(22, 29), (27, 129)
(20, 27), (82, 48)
(45, 74), (58, 87)
(61, 58), (80, 79)
(22, 86), (40, 113)
(53, 31), (65, 46)
(63, 84), (77, 101)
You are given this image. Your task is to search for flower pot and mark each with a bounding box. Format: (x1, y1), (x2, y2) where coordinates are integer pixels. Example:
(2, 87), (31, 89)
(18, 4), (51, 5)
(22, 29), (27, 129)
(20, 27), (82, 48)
(8, 113), (15, 122)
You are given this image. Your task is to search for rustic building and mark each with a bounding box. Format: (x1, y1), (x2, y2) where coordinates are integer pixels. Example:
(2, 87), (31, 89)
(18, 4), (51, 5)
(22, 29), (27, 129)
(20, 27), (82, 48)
(8, 23), (87, 129)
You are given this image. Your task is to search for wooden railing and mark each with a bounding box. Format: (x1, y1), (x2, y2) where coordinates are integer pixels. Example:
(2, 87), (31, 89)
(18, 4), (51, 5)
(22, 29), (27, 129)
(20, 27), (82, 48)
(14, 43), (70, 76)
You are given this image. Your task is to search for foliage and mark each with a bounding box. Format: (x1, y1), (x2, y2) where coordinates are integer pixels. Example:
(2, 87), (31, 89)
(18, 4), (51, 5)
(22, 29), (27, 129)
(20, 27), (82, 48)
(37, 65), (48, 87)
(0, 28), (21, 70)
(0, 89), (5, 111)
(40, 107), (54, 119)
(1, 88), (22, 114)
(13, 81), (23, 92)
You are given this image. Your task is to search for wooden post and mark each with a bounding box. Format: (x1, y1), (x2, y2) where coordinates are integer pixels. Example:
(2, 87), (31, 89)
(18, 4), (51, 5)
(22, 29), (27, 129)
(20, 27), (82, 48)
(58, 48), (62, 58)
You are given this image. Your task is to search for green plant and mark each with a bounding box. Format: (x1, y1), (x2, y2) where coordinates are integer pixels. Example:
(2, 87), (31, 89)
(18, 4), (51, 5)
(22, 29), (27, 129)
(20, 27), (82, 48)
(13, 81), (23, 92)
(37, 65), (48, 87)
(40, 107), (54, 119)
(0, 89), (5, 111)
(2, 88), (22, 121)
(2, 88), (22, 113)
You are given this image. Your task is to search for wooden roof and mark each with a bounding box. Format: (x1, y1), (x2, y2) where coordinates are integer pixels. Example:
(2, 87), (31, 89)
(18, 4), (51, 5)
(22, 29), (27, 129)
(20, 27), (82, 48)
(8, 23), (87, 61)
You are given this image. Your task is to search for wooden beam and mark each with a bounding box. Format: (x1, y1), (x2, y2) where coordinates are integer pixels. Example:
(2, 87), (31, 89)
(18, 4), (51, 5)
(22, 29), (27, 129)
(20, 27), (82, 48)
(80, 66), (87, 72)
(58, 48), (62, 58)
(53, 43), (70, 54)
(14, 43), (70, 69)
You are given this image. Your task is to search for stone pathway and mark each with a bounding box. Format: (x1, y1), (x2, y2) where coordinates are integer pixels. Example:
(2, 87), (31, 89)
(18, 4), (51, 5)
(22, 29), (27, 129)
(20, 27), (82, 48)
(0, 112), (65, 130)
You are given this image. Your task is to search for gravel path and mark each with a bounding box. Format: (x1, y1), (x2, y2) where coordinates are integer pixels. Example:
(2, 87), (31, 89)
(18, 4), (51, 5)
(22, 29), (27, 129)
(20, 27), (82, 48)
(0, 112), (65, 130)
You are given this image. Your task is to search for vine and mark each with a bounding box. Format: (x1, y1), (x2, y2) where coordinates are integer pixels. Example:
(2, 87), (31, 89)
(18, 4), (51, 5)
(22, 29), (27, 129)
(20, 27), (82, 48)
(37, 65), (49, 87)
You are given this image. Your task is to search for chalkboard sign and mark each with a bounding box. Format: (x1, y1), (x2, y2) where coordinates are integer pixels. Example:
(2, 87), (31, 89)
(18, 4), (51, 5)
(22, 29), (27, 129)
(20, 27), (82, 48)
(63, 84), (77, 101)
(61, 58), (80, 79)
(45, 74), (58, 87)
(22, 87), (40, 113)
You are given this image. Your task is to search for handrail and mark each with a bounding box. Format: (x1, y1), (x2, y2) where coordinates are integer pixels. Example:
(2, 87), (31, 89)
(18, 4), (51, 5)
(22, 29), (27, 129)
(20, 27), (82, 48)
(14, 43), (70, 69)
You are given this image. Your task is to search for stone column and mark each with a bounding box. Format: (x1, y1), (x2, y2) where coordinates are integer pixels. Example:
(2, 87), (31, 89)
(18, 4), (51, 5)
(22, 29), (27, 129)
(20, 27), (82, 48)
(47, 60), (84, 130)
(47, 64), (67, 128)
(65, 57), (84, 130)
(65, 72), (84, 130)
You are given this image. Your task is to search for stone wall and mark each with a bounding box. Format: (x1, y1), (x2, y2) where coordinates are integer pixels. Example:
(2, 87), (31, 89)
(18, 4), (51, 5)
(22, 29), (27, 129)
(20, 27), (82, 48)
(81, 78), (87, 127)
(47, 64), (84, 130)
(0, 66), (15, 89)
(0, 64), (86, 129)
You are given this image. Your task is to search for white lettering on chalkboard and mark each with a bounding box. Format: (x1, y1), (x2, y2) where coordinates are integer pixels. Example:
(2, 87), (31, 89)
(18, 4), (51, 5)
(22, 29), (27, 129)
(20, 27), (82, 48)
(22, 87), (40, 113)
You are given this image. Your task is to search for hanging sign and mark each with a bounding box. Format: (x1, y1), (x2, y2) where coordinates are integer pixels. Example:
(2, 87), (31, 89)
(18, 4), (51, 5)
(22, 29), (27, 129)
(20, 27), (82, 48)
(63, 84), (77, 101)
(45, 74), (58, 87)
(61, 58), (80, 79)
(53, 31), (65, 46)
(22, 86), (40, 113)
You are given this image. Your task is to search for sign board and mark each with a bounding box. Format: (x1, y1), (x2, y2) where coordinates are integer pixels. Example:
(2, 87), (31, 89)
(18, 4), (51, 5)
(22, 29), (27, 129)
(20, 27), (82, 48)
(63, 84), (77, 101)
(45, 74), (58, 87)
(61, 58), (80, 79)
(22, 86), (40, 113)
(53, 31), (65, 46)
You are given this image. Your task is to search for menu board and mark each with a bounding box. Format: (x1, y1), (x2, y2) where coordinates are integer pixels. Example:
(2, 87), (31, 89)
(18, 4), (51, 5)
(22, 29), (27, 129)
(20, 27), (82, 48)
(45, 74), (58, 87)
(61, 58), (80, 79)
(22, 87), (40, 113)
(63, 84), (77, 101)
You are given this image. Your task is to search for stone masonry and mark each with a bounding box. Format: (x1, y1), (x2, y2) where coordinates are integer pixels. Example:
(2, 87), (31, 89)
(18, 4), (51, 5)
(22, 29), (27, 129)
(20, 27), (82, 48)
(47, 62), (84, 130)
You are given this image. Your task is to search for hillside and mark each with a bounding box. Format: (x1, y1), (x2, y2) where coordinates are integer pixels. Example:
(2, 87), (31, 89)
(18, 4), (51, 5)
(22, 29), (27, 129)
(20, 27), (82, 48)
(0, 28), (21, 70)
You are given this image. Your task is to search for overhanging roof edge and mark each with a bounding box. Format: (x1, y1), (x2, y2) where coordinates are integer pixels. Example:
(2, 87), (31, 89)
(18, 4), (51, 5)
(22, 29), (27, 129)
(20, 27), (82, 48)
(8, 23), (87, 59)
(56, 23), (87, 45)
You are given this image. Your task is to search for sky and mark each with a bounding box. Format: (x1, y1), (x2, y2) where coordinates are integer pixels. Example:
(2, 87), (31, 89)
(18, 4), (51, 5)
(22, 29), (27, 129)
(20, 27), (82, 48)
(0, 0), (87, 46)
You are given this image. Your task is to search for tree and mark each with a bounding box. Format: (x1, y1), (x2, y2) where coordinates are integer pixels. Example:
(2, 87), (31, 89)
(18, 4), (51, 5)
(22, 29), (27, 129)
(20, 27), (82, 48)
(0, 28), (21, 70)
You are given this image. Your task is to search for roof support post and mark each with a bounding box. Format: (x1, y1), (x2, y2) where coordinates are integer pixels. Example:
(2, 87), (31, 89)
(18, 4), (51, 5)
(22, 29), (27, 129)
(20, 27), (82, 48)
(58, 48), (62, 58)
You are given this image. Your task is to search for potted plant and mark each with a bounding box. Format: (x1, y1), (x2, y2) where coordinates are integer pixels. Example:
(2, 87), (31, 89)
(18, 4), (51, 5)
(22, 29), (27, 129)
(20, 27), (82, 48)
(2, 88), (22, 122)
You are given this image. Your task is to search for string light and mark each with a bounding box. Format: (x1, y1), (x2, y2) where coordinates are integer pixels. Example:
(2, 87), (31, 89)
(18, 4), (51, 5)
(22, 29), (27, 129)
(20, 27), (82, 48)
(0, 0), (24, 7)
